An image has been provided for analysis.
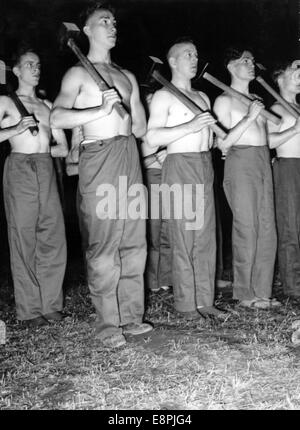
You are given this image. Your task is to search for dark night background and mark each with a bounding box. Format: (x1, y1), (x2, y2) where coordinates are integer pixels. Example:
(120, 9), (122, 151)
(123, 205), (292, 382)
(0, 0), (298, 279)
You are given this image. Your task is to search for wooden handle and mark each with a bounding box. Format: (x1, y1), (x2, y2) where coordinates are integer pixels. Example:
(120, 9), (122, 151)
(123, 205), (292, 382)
(67, 38), (127, 119)
(152, 70), (227, 139)
(203, 72), (281, 125)
(256, 76), (300, 118)
(9, 91), (39, 136)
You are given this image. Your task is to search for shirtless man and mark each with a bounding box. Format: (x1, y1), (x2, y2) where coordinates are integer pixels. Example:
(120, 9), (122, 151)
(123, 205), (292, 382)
(147, 38), (226, 320)
(50, 2), (152, 348)
(213, 47), (279, 309)
(140, 92), (172, 293)
(0, 47), (68, 326)
(268, 61), (300, 297)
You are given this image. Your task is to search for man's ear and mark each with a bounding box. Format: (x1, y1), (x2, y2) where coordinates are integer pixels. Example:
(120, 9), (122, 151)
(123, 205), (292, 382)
(83, 25), (90, 37)
(12, 65), (20, 78)
(227, 63), (233, 75)
(168, 57), (176, 69)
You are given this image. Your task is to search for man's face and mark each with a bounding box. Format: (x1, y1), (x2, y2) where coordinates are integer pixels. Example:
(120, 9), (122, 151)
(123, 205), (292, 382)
(14, 52), (41, 87)
(279, 65), (300, 94)
(172, 43), (198, 79)
(84, 9), (117, 49)
(228, 51), (255, 82)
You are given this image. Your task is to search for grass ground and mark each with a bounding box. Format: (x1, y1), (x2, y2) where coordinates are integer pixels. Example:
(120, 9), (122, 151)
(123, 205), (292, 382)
(1, 258), (300, 411)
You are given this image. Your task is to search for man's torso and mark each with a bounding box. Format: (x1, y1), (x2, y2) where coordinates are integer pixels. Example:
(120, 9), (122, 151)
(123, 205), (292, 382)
(166, 89), (212, 154)
(229, 95), (267, 147)
(273, 102), (300, 158)
(1, 96), (52, 153)
(74, 63), (132, 142)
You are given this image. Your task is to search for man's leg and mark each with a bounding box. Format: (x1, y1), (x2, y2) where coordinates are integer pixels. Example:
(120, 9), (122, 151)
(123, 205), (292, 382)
(193, 153), (216, 310)
(118, 136), (150, 334)
(35, 155), (66, 317)
(158, 216), (172, 288)
(251, 157), (277, 299)
(3, 155), (44, 321)
(162, 154), (200, 313)
(145, 168), (163, 292)
(79, 141), (126, 342)
(223, 149), (259, 301)
(274, 158), (300, 297)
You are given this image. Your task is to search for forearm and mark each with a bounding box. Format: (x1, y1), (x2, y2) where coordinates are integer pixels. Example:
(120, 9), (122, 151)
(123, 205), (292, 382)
(0, 125), (19, 143)
(132, 120), (146, 139)
(217, 115), (253, 152)
(51, 144), (68, 158)
(146, 122), (193, 148)
(50, 106), (108, 129)
(269, 125), (300, 149)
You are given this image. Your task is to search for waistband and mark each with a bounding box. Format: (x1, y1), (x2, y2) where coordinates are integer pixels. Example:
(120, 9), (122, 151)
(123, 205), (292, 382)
(79, 134), (132, 154)
(275, 156), (300, 160)
(167, 151), (211, 158)
(9, 152), (51, 159)
(230, 144), (267, 150)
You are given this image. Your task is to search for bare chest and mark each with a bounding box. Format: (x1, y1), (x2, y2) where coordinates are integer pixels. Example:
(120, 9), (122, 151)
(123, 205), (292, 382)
(2, 97), (50, 128)
(75, 67), (132, 108)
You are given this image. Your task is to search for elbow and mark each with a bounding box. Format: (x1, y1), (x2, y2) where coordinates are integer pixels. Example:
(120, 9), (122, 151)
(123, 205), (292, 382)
(132, 122), (147, 139)
(145, 130), (158, 148)
(50, 108), (61, 129)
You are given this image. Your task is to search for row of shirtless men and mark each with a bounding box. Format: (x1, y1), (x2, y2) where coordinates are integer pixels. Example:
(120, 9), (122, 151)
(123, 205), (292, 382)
(0, 2), (299, 348)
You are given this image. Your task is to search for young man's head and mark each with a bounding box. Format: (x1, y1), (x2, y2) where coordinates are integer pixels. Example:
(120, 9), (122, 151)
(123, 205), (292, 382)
(224, 47), (255, 82)
(12, 46), (41, 88)
(166, 38), (198, 79)
(272, 60), (300, 94)
(80, 2), (117, 49)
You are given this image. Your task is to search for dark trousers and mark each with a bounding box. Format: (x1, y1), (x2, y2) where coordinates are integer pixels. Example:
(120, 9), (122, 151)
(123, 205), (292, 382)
(161, 152), (216, 312)
(78, 135), (147, 340)
(144, 168), (172, 290)
(3, 153), (66, 320)
(273, 158), (300, 297)
(223, 145), (277, 301)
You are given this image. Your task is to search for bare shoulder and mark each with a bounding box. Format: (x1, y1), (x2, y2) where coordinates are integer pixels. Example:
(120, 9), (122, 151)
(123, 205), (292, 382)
(0, 95), (12, 106)
(197, 91), (211, 107)
(0, 95), (15, 112)
(62, 64), (87, 84)
(151, 88), (173, 104)
(214, 92), (232, 108)
(270, 101), (285, 116)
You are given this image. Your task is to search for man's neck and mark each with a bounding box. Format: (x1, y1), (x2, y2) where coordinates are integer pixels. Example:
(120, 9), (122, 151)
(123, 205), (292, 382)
(15, 83), (36, 98)
(280, 88), (298, 105)
(231, 78), (250, 95)
(87, 44), (111, 64)
(171, 75), (192, 92)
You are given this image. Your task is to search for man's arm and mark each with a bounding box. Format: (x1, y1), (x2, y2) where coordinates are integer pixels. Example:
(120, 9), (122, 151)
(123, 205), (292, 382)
(65, 127), (81, 176)
(124, 71), (146, 138)
(44, 100), (68, 157)
(50, 67), (121, 129)
(146, 90), (216, 148)
(0, 96), (37, 143)
(214, 95), (263, 153)
(200, 91), (214, 148)
(268, 103), (300, 149)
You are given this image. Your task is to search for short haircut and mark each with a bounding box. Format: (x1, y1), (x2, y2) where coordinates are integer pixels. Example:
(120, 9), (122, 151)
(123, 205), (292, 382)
(272, 60), (295, 84)
(166, 36), (195, 62)
(79, 1), (115, 29)
(12, 44), (38, 68)
(223, 46), (254, 67)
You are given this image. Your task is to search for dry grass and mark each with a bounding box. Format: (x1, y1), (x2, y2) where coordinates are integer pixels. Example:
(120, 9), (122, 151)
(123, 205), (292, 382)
(1, 259), (300, 410)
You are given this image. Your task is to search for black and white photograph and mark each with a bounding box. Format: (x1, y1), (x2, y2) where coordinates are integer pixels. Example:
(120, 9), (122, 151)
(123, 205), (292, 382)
(0, 0), (300, 412)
